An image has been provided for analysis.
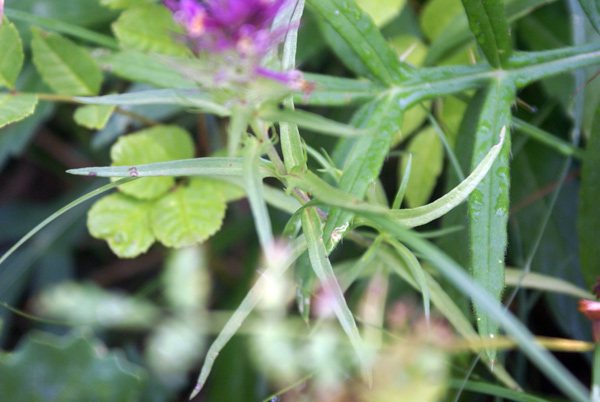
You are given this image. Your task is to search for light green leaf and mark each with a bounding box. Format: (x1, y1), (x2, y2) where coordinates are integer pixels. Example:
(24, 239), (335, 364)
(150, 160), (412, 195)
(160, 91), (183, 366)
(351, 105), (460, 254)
(440, 96), (468, 148)
(505, 269), (595, 300)
(0, 332), (145, 402)
(578, 104), (600, 289)
(112, 5), (190, 57)
(73, 104), (115, 130)
(190, 177), (245, 203)
(420, 0), (464, 41)
(163, 245), (209, 310)
(31, 28), (103, 96)
(150, 184), (226, 248)
(87, 192), (155, 258)
(0, 17), (23, 90)
(389, 35), (428, 66)
(100, 50), (197, 88)
(101, 0), (156, 9)
(355, 0), (406, 26)
(110, 125), (194, 200)
(0, 93), (37, 128)
(468, 79), (515, 364)
(37, 282), (160, 328)
(401, 126), (444, 208)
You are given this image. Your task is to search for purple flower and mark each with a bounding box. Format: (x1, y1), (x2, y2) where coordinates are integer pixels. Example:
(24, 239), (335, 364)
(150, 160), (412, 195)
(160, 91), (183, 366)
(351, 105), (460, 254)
(164, 0), (311, 92)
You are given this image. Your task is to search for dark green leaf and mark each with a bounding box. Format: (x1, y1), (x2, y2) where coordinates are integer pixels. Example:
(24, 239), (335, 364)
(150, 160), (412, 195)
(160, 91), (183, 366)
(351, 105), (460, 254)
(578, 104), (600, 289)
(579, 0), (600, 34)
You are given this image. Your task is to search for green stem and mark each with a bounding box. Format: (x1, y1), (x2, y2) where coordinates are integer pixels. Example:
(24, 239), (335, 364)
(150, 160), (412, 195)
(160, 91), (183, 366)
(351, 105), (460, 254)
(593, 343), (600, 402)
(512, 118), (585, 159)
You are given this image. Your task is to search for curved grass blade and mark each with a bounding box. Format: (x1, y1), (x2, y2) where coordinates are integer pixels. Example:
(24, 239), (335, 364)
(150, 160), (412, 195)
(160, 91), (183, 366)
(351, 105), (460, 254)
(392, 154), (411, 210)
(505, 269), (595, 299)
(74, 89), (230, 117)
(0, 178), (135, 266)
(301, 208), (371, 385)
(190, 236), (307, 399)
(448, 380), (551, 402)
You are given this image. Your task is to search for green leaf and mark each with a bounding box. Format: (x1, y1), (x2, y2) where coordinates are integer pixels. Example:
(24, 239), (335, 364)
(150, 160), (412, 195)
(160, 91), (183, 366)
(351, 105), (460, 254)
(0, 332), (145, 402)
(292, 73), (383, 106)
(74, 88), (230, 117)
(110, 125), (194, 200)
(301, 208), (370, 383)
(0, 17), (23, 90)
(37, 282), (160, 328)
(87, 192), (156, 258)
(578, 104), (600, 290)
(0, 93), (37, 129)
(468, 78), (515, 364)
(322, 94), (404, 253)
(31, 28), (103, 96)
(420, 0), (464, 41)
(163, 245), (209, 310)
(100, 0), (156, 9)
(505, 269), (595, 300)
(150, 183), (226, 248)
(190, 177), (245, 203)
(461, 0), (512, 67)
(355, 0), (406, 26)
(448, 380), (552, 402)
(73, 104), (115, 130)
(307, 0), (412, 85)
(400, 126), (444, 208)
(579, 0), (600, 34)
(112, 5), (191, 57)
(100, 50), (197, 88)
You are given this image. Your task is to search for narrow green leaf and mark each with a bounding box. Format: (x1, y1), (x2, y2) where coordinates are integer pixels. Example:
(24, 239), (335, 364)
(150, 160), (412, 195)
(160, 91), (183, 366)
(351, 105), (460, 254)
(100, 51), (197, 88)
(468, 78), (515, 364)
(400, 126), (444, 208)
(227, 104), (251, 157)
(301, 208), (370, 383)
(150, 183), (226, 248)
(322, 94), (404, 253)
(111, 5), (191, 57)
(295, 252), (314, 324)
(100, 0), (156, 9)
(293, 73), (383, 106)
(0, 17), (23, 90)
(306, 0), (412, 85)
(579, 0), (600, 34)
(259, 105), (373, 137)
(87, 193), (155, 258)
(74, 89), (230, 117)
(67, 157), (276, 179)
(110, 125), (194, 200)
(191, 236), (307, 396)
(578, 104), (600, 290)
(392, 154), (411, 210)
(505, 269), (595, 299)
(460, 0), (512, 67)
(73, 104), (115, 130)
(513, 118), (585, 159)
(31, 28), (103, 96)
(0, 178), (135, 267)
(0, 93), (37, 128)
(243, 137), (274, 249)
(448, 380), (551, 402)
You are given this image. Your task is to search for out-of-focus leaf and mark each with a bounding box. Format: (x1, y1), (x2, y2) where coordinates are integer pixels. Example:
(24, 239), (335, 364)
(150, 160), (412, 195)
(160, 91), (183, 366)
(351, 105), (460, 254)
(579, 0), (600, 34)
(87, 192), (155, 258)
(0, 332), (145, 402)
(73, 104), (115, 130)
(163, 245), (209, 310)
(400, 126), (444, 208)
(355, 0), (406, 27)
(111, 5), (190, 57)
(190, 177), (245, 203)
(420, 0), (464, 41)
(440, 96), (468, 148)
(0, 93), (37, 129)
(150, 183), (226, 248)
(389, 35), (428, 66)
(111, 125), (194, 200)
(578, 105), (600, 289)
(36, 282), (160, 328)
(99, 51), (197, 88)
(0, 17), (23, 90)
(101, 0), (156, 9)
(31, 28), (102, 96)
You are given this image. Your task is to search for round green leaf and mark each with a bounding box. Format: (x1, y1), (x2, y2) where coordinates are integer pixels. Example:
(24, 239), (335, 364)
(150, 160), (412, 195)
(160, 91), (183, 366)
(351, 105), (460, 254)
(31, 28), (103, 96)
(151, 184), (226, 248)
(0, 332), (145, 402)
(190, 177), (245, 203)
(87, 193), (155, 258)
(110, 125), (194, 200)
(112, 5), (191, 57)
(0, 93), (37, 129)
(73, 104), (115, 130)
(0, 17), (24, 90)
(400, 126), (444, 208)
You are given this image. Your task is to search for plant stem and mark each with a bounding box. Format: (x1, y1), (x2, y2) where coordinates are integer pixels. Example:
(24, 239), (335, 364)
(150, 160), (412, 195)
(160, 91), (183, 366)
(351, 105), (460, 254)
(593, 343), (600, 402)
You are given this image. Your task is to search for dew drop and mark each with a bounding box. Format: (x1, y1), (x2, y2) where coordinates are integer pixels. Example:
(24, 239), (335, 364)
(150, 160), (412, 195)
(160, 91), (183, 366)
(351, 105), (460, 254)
(334, 9), (340, 15)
